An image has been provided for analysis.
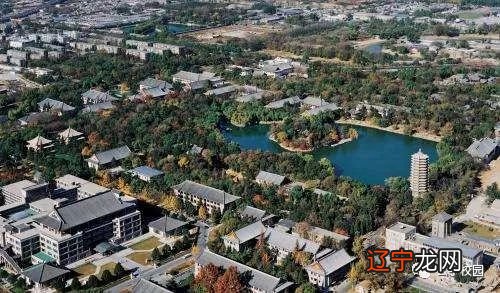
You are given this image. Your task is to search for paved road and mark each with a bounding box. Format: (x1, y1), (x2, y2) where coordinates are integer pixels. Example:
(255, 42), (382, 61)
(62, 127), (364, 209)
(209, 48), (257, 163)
(454, 195), (486, 223)
(195, 221), (210, 248)
(410, 277), (464, 293)
(104, 252), (192, 293)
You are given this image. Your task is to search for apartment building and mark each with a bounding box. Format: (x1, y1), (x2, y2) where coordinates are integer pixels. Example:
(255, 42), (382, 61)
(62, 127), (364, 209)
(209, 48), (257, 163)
(172, 180), (240, 214)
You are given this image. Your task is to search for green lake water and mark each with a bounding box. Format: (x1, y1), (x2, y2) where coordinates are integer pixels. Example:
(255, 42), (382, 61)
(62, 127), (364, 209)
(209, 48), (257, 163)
(222, 124), (438, 185)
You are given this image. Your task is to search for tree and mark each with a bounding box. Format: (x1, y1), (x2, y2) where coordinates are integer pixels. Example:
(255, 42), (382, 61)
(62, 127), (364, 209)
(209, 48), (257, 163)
(214, 266), (243, 293)
(163, 195), (181, 212)
(295, 282), (317, 293)
(162, 244), (172, 258)
(211, 208), (222, 224)
(486, 183), (500, 203)
(100, 269), (113, 284)
(194, 263), (221, 293)
(151, 247), (161, 262)
(198, 205), (208, 220)
(71, 277), (82, 290)
(113, 262), (125, 277)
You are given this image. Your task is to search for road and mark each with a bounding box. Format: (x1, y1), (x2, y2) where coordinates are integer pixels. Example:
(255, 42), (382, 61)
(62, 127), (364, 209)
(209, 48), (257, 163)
(195, 221), (210, 248)
(104, 252), (193, 293)
(454, 195), (486, 223)
(410, 277), (458, 293)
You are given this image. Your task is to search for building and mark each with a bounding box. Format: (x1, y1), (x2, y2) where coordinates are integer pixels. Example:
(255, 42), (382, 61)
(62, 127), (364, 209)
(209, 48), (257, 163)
(431, 212), (452, 238)
(58, 127), (84, 144)
(37, 98), (75, 114)
(1, 180), (49, 205)
(34, 192), (141, 265)
(255, 171), (287, 186)
(81, 101), (115, 113)
(86, 146), (132, 171)
(264, 227), (321, 262)
(148, 216), (189, 239)
(223, 221), (266, 252)
(240, 206), (266, 221)
(385, 222), (483, 267)
(305, 249), (355, 288)
(172, 71), (216, 90)
(195, 249), (294, 293)
(410, 149), (429, 197)
(172, 180), (240, 214)
(81, 89), (117, 105)
(128, 166), (164, 182)
(204, 85), (238, 97)
(22, 263), (70, 291)
(466, 137), (499, 164)
(26, 135), (54, 152)
(55, 174), (109, 200)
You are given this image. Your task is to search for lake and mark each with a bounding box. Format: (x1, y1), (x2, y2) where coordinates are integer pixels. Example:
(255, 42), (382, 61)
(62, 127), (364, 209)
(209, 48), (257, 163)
(222, 124), (438, 185)
(166, 23), (194, 34)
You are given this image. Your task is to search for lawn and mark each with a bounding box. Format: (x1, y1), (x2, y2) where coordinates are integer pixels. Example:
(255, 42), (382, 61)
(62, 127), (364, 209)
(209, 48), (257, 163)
(73, 263), (97, 276)
(129, 237), (162, 250)
(126, 251), (151, 266)
(464, 221), (500, 240)
(98, 262), (117, 277)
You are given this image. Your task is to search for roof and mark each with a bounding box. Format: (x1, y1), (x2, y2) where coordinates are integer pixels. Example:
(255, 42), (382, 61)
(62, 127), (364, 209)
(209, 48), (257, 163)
(94, 242), (115, 253)
(36, 191), (135, 231)
(148, 216), (188, 233)
(265, 96), (301, 109)
(387, 222), (416, 234)
(132, 278), (173, 293)
(224, 221), (266, 244)
(55, 174), (109, 196)
(140, 78), (173, 90)
(261, 63), (293, 74)
(82, 101), (115, 113)
(81, 89), (117, 104)
(241, 206), (266, 220)
(32, 251), (55, 263)
(423, 236), (482, 259)
(87, 146), (132, 165)
(1, 180), (37, 196)
(309, 226), (350, 242)
(306, 249), (355, 275)
(27, 135), (52, 146)
(255, 171), (286, 186)
(130, 166), (164, 178)
(412, 149), (429, 159)
(58, 127), (83, 139)
(172, 71), (215, 82)
(466, 137), (497, 159)
(142, 87), (171, 98)
(38, 98), (75, 112)
(432, 212), (452, 223)
(196, 250), (291, 292)
(265, 227), (320, 255)
(204, 85), (238, 96)
(22, 263), (69, 284)
(303, 103), (341, 116)
(172, 180), (240, 205)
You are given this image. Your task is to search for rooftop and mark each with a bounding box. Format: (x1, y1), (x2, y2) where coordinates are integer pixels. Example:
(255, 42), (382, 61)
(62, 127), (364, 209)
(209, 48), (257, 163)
(387, 222), (416, 234)
(255, 170), (286, 186)
(223, 221), (266, 244)
(265, 227), (320, 255)
(241, 206), (266, 220)
(172, 180), (240, 205)
(87, 145), (132, 165)
(22, 263), (69, 284)
(148, 216), (189, 233)
(306, 249), (355, 275)
(466, 137), (497, 159)
(129, 166), (164, 178)
(432, 212), (453, 223)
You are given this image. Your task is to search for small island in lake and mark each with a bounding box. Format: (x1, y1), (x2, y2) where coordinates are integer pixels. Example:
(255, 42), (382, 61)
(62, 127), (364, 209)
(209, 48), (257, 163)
(270, 113), (358, 152)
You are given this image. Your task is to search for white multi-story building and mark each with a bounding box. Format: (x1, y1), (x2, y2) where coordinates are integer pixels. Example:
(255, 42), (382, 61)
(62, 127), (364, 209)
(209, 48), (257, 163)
(410, 149), (429, 197)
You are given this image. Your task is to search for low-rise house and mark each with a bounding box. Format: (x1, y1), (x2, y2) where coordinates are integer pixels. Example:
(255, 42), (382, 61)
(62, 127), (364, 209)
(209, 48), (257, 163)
(18, 112), (54, 126)
(256, 63), (294, 79)
(125, 49), (150, 61)
(240, 206), (266, 221)
(134, 77), (174, 100)
(265, 96), (301, 109)
(58, 127), (84, 144)
(195, 249), (294, 293)
(81, 101), (115, 113)
(26, 135), (54, 152)
(255, 171), (287, 186)
(22, 263), (70, 291)
(305, 249), (355, 288)
(129, 166), (164, 182)
(172, 180), (240, 214)
(106, 277), (174, 293)
(265, 227), (321, 262)
(37, 98), (75, 115)
(466, 137), (499, 164)
(223, 221), (266, 251)
(204, 85), (238, 97)
(1, 180), (49, 205)
(172, 71), (217, 90)
(152, 43), (186, 55)
(475, 199), (500, 228)
(293, 225), (350, 246)
(96, 44), (120, 54)
(86, 146), (132, 171)
(81, 89), (117, 105)
(148, 216), (189, 239)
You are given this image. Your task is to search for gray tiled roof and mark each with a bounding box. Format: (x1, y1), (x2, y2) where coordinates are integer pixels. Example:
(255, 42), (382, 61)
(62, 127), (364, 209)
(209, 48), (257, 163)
(265, 227), (320, 255)
(81, 101), (115, 113)
(223, 221), (266, 244)
(87, 146), (131, 165)
(36, 191), (135, 231)
(306, 249), (355, 275)
(423, 236), (482, 259)
(196, 250), (292, 292)
(172, 71), (215, 82)
(432, 212), (452, 223)
(255, 171), (286, 185)
(142, 87), (171, 98)
(466, 137), (497, 159)
(130, 166), (164, 178)
(23, 263), (69, 284)
(81, 89), (117, 104)
(140, 78), (173, 90)
(387, 222), (416, 234)
(241, 206), (266, 220)
(132, 278), (173, 293)
(204, 85), (237, 96)
(148, 216), (188, 233)
(38, 98), (75, 112)
(172, 180), (240, 205)
(265, 96), (301, 109)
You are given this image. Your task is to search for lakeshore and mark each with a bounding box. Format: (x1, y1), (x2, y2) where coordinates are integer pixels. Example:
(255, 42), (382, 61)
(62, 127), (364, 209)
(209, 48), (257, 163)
(336, 118), (442, 143)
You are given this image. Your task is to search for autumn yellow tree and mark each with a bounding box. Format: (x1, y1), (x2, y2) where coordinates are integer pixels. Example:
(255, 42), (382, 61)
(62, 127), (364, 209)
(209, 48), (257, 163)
(163, 195), (181, 212)
(178, 156), (189, 168)
(117, 178), (132, 195)
(198, 205), (208, 220)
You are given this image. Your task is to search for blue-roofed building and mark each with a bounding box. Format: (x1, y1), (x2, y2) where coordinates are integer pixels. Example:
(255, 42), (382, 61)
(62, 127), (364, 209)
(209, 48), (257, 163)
(129, 166), (164, 182)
